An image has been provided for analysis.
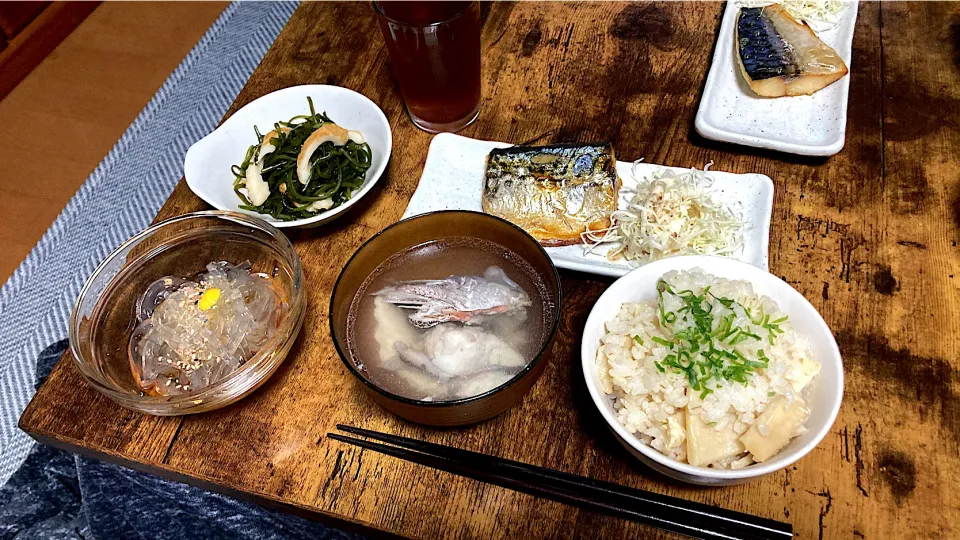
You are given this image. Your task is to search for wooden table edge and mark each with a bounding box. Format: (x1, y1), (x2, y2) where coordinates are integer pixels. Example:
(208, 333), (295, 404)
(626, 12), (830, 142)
(18, 398), (404, 539)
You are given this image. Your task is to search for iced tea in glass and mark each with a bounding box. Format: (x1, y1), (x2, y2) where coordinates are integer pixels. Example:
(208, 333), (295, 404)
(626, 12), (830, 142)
(373, 1), (482, 133)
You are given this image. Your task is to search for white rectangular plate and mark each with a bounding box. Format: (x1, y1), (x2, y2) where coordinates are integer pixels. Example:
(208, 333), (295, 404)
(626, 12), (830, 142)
(402, 134), (773, 278)
(695, 2), (859, 156)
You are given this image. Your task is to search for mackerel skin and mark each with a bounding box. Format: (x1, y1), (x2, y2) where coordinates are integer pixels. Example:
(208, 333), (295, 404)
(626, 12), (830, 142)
(482, 143), (620, 246)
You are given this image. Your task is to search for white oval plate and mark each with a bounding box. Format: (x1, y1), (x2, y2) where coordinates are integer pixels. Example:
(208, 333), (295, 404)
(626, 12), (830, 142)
(580, 255), (844, 485)
(402, 133), (773, 278)
(184, 85), (392, 228)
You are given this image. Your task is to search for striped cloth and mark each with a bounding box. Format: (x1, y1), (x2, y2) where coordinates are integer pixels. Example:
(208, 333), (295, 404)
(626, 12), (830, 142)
(0, 1), (298, 487)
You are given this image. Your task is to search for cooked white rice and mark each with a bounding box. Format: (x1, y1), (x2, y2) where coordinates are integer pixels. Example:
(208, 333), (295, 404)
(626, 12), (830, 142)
(595, 268), (819, 468)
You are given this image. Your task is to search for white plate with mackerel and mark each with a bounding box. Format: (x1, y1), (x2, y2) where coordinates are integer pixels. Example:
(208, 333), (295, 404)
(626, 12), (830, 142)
(185, 84), (392, 228)
(402, 133), (773, 278)
(695, 1), (859, 156)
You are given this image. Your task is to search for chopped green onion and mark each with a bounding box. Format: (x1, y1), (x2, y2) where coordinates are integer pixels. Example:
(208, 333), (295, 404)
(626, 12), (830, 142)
(645, 278), (787, 391)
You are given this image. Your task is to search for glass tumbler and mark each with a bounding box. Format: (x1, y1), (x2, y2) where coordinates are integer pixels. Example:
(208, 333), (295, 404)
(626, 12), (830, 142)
(373, 1), (482, 133)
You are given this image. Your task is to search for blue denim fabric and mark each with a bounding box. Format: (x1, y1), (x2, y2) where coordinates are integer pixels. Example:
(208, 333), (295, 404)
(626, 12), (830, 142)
(0, 341), (363, 540)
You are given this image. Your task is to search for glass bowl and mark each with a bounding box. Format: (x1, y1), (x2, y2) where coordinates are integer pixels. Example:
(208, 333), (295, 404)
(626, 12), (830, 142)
(70, 211), (306, 415)
(330, 210), (562, 426)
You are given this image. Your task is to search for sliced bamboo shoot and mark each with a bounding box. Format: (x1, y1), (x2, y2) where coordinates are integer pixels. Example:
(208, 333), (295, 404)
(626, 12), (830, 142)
(740, 396), (809, 462)
(686, 410), (745, 467)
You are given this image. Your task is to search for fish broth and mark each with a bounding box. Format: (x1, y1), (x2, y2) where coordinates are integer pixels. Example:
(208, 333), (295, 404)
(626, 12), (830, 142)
(346, 237), (553, 401)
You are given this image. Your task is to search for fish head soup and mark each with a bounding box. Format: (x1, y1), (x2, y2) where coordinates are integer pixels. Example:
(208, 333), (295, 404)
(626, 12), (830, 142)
(346, 237), (556, 401)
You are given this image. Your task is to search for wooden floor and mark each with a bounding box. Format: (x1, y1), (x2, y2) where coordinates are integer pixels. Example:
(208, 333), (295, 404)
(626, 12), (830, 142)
(0, 2), (227, 283)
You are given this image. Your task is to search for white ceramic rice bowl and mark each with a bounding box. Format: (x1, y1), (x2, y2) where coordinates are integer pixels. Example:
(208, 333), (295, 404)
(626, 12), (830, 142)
(581, 255), (843, 485)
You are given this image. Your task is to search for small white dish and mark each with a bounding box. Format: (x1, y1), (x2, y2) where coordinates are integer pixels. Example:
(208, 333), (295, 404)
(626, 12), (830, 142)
(184, 85), (392, 228)
(695, 2), (859, 156)
(403, 133), (773, 278)
(580, 255), (844, 485)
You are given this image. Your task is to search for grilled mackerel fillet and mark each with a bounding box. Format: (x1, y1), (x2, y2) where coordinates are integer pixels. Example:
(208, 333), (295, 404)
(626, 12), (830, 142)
(482, 143), (620, 247)
(736, 4), (849, 97)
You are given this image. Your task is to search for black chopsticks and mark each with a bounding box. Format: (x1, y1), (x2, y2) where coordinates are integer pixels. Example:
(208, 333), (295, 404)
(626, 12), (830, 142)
(328, 425), (793, 540)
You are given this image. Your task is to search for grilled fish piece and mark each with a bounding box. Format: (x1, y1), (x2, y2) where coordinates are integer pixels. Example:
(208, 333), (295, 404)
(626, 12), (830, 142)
(394, 325), (526, 379)
(736, 4), (848, 97)
(482, 142), (620, 246)
(374, 266), (530, 329)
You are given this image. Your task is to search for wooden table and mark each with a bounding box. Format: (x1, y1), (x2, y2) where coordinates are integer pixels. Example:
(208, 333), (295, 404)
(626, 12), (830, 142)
(19, 2), (960, 538)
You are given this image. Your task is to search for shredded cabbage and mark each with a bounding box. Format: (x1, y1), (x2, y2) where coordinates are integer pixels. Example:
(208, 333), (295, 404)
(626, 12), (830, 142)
(582, 162), (746, 266)
(739, 0), (851, 31)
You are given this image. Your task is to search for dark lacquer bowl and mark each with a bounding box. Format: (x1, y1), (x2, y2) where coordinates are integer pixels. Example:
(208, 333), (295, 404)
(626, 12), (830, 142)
(330, 210), (562, 426)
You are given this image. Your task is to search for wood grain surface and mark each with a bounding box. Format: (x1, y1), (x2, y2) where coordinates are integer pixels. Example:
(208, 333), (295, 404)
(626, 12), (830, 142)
(19, 2), (960, 538)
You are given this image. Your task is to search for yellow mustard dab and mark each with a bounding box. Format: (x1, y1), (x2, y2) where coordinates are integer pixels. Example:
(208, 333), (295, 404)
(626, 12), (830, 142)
(198, 288), (221, 311)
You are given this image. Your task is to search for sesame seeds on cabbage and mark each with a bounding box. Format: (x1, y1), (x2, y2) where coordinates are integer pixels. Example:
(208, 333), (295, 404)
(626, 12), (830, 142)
(582, 162), (746, 265)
